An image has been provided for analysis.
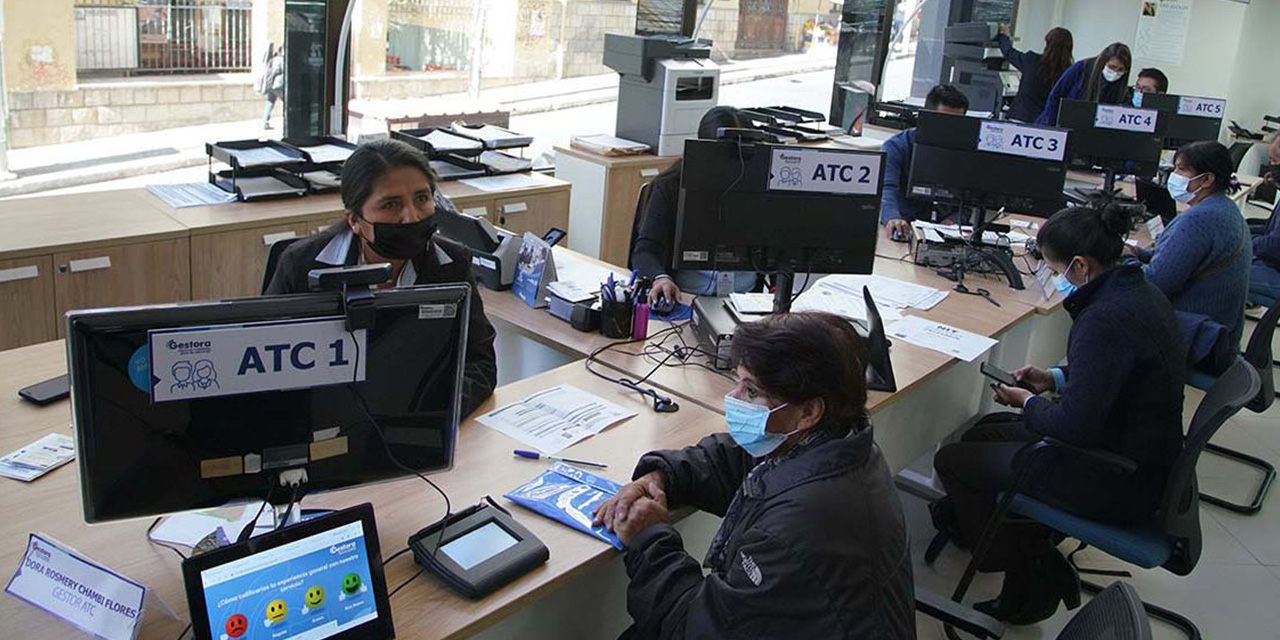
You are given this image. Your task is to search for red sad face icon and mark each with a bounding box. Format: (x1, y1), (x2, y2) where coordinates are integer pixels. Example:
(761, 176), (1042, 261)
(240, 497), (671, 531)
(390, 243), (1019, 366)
(224, 613), (248, 638)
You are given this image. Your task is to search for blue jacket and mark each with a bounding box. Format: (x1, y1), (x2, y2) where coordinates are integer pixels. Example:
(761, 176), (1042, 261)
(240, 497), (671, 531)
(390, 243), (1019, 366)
(1034, 58), (1090, 125)
(1022, 264), (1185, 523)
(998, 34), (1051, 123)
(1139, 192), (1251, 348)
(1251, 200), (1280, 269)
(879, 128), (929, 224)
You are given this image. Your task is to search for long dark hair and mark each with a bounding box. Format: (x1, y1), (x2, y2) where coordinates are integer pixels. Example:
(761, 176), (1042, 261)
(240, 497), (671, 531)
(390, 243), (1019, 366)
(1082, 42), (1131, 104)
(1040, 28), (1074, 88)
(1173, 141), (1240, 195)
(339, 139), (438, 215)
(1036, 205), (1130, 266)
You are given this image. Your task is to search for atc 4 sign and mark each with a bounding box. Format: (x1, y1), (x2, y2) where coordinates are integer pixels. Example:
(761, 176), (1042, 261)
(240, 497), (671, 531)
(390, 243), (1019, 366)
(1094, 105), (1158, 133)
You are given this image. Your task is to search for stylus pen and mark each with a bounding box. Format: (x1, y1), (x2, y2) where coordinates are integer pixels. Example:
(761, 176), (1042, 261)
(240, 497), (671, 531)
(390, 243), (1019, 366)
(513, 449), (609, 469)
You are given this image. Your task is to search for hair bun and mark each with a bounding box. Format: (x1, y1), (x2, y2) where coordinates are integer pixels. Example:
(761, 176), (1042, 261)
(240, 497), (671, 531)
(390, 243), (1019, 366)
(1098, 203), (1135, 237)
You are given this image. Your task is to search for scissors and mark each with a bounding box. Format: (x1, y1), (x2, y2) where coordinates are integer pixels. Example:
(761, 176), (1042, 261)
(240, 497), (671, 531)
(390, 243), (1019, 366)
(954, 283), (1000, 307)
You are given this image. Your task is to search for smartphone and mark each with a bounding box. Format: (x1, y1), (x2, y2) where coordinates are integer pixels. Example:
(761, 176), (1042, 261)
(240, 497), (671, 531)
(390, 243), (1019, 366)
(18, 374), (70, 406)
(980, 362), (1017, 387)
(542, 228), (567, 247)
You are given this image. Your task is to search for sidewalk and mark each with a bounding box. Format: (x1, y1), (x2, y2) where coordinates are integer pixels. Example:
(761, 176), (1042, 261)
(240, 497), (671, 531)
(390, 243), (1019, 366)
(0, 49), (835, 199)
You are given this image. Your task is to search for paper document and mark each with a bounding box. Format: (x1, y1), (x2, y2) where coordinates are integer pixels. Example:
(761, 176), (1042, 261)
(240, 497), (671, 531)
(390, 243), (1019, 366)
(478, 385), (637, 454)
(791, 282), (904, 324)
(913, 221), (1031, 246)
(553, 248), (629, 290)
(147, 183), (237, 209)
(547, 280), (596, 303)
(1007, 219), (1040, 230)
(570, 134), (651, 156)
(459, 173), (546, 192)
(729, 293), (774, 315)
(300, 143), (354, 164)
(0, 433), (75, 482)
(225, 146), (297, 167)
(886, 316), (997, 362)
(814, 274), (947, 311)
(149, 504), (276, 547)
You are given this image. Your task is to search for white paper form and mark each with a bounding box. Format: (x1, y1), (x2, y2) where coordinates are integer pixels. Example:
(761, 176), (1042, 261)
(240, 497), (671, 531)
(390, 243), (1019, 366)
(886, 316), (997, 362)
(146, 183), (237, 209)
(459, 173), (547, 192)
(148, 504), (276, 547)
(816, 274), (948, 311)
(0, 433), (75, 482)
(791, 281), (904, 324)
(729, 293), (774, 315)
(553, 247), (630, 290)
(478, 385), (637, 454)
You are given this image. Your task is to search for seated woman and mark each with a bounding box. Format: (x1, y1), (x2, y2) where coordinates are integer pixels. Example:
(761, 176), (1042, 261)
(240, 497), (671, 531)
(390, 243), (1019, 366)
(1035, 42), (1131, 125)
(632, 106), (762, 305)
(1128, 140), (1250, 348)
(594, 312), (914, 639)
(265, 138), (497, 416)
(933, 205), (1185, 625)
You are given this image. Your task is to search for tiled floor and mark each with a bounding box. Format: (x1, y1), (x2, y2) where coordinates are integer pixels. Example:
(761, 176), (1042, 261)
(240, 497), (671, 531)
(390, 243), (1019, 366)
(911, 320), (1280, 639)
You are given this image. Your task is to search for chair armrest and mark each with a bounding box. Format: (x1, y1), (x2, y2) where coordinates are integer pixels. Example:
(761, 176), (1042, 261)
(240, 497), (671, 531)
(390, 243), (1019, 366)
(1018, 437), (1139, 474)
(915, 586), (1005, 639)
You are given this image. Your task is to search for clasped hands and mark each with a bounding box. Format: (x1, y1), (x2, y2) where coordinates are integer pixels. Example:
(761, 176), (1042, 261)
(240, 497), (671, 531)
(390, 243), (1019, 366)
(592, 470), (669, 546)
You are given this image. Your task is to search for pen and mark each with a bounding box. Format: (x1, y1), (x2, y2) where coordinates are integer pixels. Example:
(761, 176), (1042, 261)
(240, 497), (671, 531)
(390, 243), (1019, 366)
(513, 449), (609, 469)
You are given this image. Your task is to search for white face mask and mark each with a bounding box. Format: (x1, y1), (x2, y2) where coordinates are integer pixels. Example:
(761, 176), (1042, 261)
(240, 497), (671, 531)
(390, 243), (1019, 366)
(1102, 67), (1124, 83)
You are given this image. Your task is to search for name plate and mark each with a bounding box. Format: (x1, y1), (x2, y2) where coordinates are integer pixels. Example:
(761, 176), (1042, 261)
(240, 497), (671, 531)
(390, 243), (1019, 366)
(977, 122), (1068, 161)
(148, 317), (366, 403)
(1094, 105), (1158, 133)
(6, 533), (147, 640)
(1177, 96), (1226, 119)
(768, 147), (881, 196)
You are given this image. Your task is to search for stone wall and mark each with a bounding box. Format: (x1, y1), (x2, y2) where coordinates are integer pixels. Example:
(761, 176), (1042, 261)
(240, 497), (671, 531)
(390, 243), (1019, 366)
(560, 0), (636, 78)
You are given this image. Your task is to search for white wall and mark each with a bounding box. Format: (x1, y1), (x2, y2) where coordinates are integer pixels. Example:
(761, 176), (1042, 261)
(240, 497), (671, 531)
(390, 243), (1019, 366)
(1223, 0), (1280, 135)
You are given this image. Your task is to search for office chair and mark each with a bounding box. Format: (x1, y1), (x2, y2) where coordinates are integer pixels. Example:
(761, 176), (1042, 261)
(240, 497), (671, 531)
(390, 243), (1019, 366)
(1229, 141), (1253, 173)
(1185, 296), (1280, 514)
(261, 236), (302, 294)
(626, 181), (654, 271)
(918, 580), (1151, 640)
(932, 358), (1258, 640)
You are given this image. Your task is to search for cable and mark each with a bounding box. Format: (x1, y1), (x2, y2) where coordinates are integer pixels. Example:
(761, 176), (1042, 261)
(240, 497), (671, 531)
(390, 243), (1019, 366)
(389, 568), (424, 598)
(145, 517), (190, 561)
(275, 482), (303, 531)
(382, 546), (412, 566)
(173, 622), (192, 640)
(236, 481), (275, 544)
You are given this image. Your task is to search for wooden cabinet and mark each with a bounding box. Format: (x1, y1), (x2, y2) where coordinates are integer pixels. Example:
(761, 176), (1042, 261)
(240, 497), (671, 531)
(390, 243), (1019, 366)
(191, 223), (310, 300)
(0, 256), (56, 350)
(555, 147), (676, 266)
(492, 190), (570, 238)
(599, 160), (672, 266)
(52, 239), (191, 336)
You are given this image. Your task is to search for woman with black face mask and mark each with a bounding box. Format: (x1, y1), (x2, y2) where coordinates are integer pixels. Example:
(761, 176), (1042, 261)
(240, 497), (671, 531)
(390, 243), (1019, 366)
(266, 138), (497, 416)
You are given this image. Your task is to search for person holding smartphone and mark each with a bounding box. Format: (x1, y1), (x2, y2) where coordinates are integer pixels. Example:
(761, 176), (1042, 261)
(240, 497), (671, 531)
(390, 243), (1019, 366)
(930, 204), (1185, 625)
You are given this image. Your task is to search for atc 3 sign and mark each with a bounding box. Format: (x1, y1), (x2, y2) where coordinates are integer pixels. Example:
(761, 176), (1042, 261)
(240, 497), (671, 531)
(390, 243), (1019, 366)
(148, 317), (366, 403)
(768, 148), (881, 196)
(977, 122), (1067, 161)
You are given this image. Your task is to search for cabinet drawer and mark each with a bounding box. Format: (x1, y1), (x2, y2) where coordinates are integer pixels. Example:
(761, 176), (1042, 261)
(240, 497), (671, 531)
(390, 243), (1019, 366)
(601, 159), (677, 266)
(0, 256), (56, 350)
(191, 222), (310, 300)
(53, 238), (191, 336)
(492, 190), (570, 239)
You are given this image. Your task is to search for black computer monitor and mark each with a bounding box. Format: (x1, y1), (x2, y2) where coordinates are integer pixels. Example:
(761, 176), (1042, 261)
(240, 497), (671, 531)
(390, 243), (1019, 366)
(67, 284), (472, 524)
(672, 139), (883, 308)
(907, 111), (1069, 218)
(1057, 99), (1163, 180)
(1137, 93), (1225, 149)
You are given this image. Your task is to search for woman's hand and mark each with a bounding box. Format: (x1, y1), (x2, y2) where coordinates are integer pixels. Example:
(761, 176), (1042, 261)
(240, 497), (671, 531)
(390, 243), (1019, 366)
(648, 277), (680, 306)
(992, 383), (1034, 408)
(1122, 244), (1148, 262)
(886, 218), (911, 239)
(593, 470), (666, 529)
(1012, 366), (1055, 394)
(613, 497), (671, 546)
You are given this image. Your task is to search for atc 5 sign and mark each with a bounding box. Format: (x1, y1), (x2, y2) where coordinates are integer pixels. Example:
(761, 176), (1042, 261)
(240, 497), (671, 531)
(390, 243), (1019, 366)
(1094, 105), (1158, 133)
(768, 148), (881, 196)
(977, 122), (1068, 161)
(1177, 96), (1226, 119)
(147, 317), (366, 403)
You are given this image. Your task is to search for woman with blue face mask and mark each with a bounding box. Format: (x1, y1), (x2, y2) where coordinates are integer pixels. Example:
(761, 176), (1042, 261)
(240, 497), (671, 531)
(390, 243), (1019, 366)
(593, 312), (914, 640)
(1034, 41), (1131, 125)
(931, 205), (1185, 626)
(1126, 140), (1250, 348)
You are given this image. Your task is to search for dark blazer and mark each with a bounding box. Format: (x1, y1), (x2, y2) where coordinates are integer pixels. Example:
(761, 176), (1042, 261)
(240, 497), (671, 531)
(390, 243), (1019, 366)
(630, 160), (682, 280)
(1022, 264), (1185, 524)
(622, 424), (916, 639)
(1035, 58), (1089, 125)
(997, 34), (1051, 122)
(880, 128), (930, 224)
(265, 221), (497, 418)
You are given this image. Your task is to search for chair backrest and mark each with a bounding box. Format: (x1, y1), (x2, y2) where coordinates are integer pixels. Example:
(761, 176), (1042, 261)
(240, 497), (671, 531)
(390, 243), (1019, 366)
(1158, 357), (1260, 575)
(626, 181), (654, 271)
(1056, 581), (1151, 640)
(1229, 141), (1252, 172)
(1242, 296), (1280, 413)
(261, 236), (302, 294)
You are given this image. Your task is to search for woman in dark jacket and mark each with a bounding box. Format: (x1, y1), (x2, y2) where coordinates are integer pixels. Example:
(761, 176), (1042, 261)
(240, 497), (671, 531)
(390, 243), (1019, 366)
(595, 312), (915, 639)
(933, 204), (1185, 625)
(996, 25), (1073, 123)
(265, 139), (497, 417)
(1035, 41), (1131, 125)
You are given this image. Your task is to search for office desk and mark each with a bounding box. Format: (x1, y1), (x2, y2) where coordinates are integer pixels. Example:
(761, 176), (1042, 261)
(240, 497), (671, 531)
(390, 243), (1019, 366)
(0, 340), (726, 640)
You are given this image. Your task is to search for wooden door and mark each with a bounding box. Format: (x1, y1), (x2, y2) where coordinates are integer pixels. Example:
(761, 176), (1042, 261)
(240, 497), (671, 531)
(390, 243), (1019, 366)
(191, 223), (310, 300)
(53, 239), (191, 336)
(0, 256), (56, 350)
(737, 0), (789, 51)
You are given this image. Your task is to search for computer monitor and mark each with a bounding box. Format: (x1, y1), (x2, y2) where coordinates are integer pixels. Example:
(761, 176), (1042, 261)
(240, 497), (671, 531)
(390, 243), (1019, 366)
(67, 284), (472, 524)
(907, 111), (1069, 218)
(635, 0), (695, 38)
(1138, 93), (1225, 149)
(672, 138), (883, 309)
(1056, 99), (1163, 182)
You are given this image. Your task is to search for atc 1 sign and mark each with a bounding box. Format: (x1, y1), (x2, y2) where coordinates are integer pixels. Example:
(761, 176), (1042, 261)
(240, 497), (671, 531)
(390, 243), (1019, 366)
(1094, 105), (1158, 133)
(148, 317), (366, 403)
(768, 147), (881, 196)
(977, 122), (1068, 161)
(1178, 96), (1226, 119)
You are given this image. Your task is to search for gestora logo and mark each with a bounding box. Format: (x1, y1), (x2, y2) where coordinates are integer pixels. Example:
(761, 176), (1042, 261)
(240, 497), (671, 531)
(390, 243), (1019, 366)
(166, 339), (212, 351)
(329, 541), (358, 555)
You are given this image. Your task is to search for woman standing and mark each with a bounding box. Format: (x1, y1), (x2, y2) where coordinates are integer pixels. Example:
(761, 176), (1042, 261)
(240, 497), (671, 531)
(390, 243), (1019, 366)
(258, 43), (285, 130)
(1035, 42), (1131, 125)
(996, 26), (1073, 123)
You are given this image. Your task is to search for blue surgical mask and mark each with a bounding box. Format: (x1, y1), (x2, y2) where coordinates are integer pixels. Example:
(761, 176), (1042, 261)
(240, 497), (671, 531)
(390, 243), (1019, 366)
(1053, 273), (1078, 297)
(1131, 91), (1144, 108)
(724, 395), (794, 457)
(1167, 172), (1206, 204)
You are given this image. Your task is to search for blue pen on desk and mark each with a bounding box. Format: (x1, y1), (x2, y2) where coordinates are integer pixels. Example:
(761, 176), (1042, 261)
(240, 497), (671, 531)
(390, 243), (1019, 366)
(513, 449), (609, 469)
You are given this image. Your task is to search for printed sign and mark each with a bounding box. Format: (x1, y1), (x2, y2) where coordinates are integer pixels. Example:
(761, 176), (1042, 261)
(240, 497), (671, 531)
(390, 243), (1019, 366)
(768, 148), (881, 196)
(977, 121), (1068, 161)
(6, 533), (147, 640)
(1145, 215), (1166, 240)
(148, 317), (366, 403)
(1094, 105), (1158, 133)
(1177, 95), (1226, 119)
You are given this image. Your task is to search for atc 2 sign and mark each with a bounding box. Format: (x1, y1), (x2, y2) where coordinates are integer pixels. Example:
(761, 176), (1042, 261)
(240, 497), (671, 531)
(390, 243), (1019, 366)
(1094, 105), (1158, 133)
(1178, 96), (1226, 119)
(977, 122), (1067, 161)
(768, 148), (881, 196)
(148, 317), (366, 403)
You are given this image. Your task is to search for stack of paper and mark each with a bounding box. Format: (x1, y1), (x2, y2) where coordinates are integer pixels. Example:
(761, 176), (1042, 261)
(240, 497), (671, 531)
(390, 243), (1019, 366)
(147, 183), (237, 209)
(0, 433), (75, 481)
(791, 280), (904, 324)
(478, 385), (636, 454)
(913, 221), (1033, 246)
(812, 274), (948, 311)
(885, 316), (997, 362)
(553, 248), (629, 291)
(729, 292), (774, 315)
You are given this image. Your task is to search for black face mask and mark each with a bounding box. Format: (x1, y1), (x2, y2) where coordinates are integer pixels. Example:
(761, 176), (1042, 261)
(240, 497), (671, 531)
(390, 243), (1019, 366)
(360, 216), (437, 260)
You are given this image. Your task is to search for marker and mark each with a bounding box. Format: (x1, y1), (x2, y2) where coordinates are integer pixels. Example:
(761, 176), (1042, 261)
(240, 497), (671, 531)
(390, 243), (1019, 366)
(513, 449), (608, 469)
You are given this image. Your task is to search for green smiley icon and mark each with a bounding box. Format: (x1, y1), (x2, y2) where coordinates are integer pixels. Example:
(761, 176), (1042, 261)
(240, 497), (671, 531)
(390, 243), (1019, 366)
(341, 573), (361, 595)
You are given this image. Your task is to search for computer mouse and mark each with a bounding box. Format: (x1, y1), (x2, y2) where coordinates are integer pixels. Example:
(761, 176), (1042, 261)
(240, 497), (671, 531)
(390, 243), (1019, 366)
(890, 229), (911, 243)
(653, 295), (676, 315)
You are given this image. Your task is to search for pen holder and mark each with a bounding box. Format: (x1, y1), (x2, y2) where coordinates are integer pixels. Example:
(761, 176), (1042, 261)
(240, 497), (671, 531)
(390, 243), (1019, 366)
(600, 299), (634, 339)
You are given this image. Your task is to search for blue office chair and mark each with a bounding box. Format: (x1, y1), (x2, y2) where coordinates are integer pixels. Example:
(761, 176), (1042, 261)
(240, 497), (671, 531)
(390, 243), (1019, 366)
(1186, 295), (1280, 514)
(937, 358), (1259, 640)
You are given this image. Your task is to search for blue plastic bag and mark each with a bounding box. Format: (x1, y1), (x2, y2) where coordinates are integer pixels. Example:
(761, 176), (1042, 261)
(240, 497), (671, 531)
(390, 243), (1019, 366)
(504, 462), (624, 550)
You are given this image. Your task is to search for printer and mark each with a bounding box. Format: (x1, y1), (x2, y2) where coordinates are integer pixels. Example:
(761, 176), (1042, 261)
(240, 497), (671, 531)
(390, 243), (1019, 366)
(604, 34), (720, 156)
(433, 208), (521, 290)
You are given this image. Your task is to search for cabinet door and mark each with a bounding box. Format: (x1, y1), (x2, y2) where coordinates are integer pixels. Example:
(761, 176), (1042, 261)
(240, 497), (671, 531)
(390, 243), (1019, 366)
(191, 223), (309, 300)
(601, 159), (677, 266)
(453, 200), (494, 224)
(493, 190), (570, 240)
(0, 256), (56, 349)
(53, 239), (191, 336)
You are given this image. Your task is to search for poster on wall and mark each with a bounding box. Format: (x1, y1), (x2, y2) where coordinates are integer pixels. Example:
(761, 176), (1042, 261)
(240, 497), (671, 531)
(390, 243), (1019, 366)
(1134, 0), (1193, 65)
